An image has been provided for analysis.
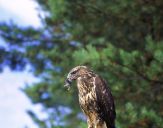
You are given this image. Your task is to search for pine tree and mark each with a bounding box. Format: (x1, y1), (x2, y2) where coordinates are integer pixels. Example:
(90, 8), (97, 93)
(0, 0), (163, 128)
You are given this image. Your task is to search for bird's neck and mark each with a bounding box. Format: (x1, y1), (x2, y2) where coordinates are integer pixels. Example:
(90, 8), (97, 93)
(76, 76), (95, 96)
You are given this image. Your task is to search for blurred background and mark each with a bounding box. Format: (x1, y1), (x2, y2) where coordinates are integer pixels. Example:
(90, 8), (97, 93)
(0, 0), (163, 128)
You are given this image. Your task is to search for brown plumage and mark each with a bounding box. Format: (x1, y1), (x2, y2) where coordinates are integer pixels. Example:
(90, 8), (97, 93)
(65, 66), (116, 128)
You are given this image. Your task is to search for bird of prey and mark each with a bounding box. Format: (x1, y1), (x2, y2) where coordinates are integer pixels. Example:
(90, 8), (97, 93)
(64, 66), (116, 128)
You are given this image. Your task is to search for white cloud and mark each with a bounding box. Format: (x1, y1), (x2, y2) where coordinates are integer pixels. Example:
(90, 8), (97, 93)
(0, 1), (45, 127)
(0, 67), (39, 128)
(0, 0), (42, 27)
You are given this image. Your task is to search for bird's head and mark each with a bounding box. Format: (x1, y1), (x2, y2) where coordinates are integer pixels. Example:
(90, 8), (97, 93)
(64, 66), (91, 90)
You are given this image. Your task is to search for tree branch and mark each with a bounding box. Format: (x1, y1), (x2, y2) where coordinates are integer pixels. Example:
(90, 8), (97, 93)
(107, 56), (163, 84)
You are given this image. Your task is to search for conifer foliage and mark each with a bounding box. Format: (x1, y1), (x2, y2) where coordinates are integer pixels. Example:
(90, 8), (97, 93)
(0, 0), (163, 128)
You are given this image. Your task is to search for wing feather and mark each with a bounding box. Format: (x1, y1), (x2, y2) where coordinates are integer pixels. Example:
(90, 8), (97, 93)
(94, 75), (116, 128)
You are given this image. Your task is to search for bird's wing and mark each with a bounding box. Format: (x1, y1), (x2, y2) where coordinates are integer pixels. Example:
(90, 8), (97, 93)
(94, 75), (116, 128)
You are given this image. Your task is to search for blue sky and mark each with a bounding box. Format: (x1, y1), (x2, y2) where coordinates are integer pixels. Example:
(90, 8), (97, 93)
(0, 0), (44, 127)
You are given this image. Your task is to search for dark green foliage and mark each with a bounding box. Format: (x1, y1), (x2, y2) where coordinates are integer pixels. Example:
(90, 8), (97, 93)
(0, 0), (163, 128)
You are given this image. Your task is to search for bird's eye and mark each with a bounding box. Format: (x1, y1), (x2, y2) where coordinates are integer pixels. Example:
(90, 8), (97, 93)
(71, 70), (77, 74)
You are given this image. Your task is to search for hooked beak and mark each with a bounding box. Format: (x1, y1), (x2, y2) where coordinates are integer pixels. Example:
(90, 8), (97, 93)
(64, 69), (79, 90)
(64, 75), (73, 90)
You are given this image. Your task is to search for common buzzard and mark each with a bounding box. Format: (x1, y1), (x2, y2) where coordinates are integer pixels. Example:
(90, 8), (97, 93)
(65, 66), (116, 128)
